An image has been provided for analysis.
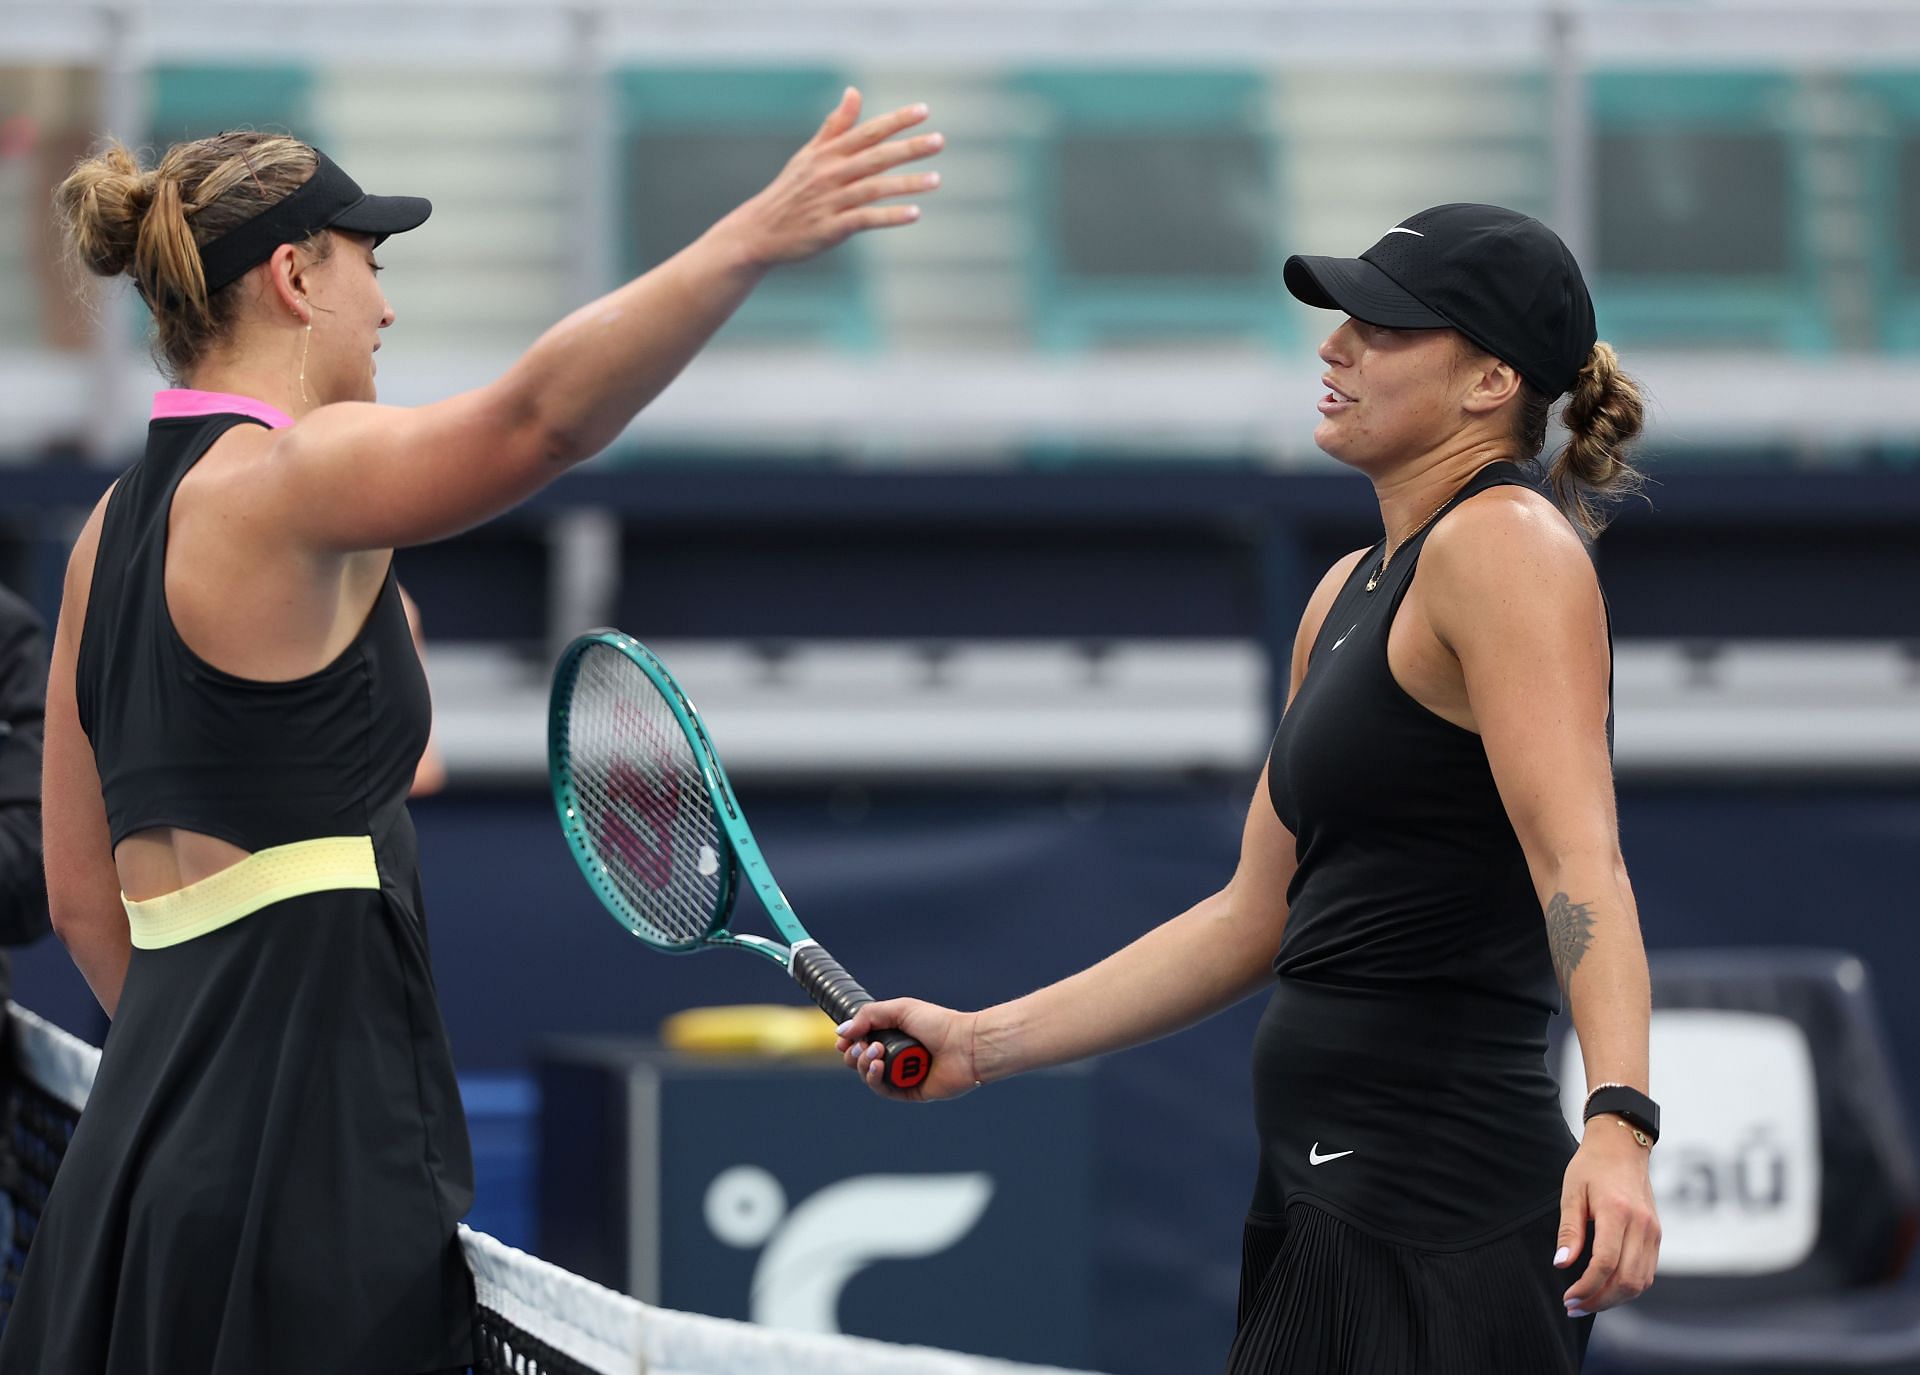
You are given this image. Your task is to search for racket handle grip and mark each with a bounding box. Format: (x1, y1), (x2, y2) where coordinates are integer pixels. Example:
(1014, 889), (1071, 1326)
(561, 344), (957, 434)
(792, 942), (932, 1091)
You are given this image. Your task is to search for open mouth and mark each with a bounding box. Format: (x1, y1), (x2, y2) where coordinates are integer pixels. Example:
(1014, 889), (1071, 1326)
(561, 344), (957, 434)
(1319, 378), (1358, 413)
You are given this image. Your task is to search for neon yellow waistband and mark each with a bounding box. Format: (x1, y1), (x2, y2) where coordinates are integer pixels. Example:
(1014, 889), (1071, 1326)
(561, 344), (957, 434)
(123, 835), (381, 950)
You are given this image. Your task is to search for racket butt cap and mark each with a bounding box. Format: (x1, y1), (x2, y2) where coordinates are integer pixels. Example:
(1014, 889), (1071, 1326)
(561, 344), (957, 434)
(886, 1044), (931, 1090)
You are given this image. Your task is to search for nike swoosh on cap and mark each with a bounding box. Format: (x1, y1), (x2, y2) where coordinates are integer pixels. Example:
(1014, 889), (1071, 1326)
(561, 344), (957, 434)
(1385, 226), (1424, 237)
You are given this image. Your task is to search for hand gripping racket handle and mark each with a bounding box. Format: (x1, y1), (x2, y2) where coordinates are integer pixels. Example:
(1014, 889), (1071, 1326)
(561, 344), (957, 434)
(791, 942), (931, 1091)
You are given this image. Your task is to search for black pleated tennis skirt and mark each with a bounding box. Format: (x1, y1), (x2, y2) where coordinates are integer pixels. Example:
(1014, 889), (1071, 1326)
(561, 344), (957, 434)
(0, 885), (474, 1374)
(1227, 1199), (1593, 1375)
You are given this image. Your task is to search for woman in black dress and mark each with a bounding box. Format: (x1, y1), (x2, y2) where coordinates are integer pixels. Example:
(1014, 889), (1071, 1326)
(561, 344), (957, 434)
(839, 205), (1661, 1373)
(7, 94), (940, 1374)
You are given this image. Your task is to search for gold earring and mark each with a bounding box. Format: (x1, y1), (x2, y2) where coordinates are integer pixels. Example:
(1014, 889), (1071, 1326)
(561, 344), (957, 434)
(298, 316), (312, 406)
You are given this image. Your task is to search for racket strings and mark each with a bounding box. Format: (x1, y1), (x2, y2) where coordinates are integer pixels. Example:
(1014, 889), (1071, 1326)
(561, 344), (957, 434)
(565, 645), (726, 946)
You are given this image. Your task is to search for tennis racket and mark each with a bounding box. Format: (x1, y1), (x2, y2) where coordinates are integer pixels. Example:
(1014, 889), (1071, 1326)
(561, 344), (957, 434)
(548, 629), (931, 1090)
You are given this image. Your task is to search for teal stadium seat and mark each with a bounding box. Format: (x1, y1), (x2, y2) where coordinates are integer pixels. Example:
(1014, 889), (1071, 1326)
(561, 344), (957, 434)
(614, 68), (873, 350)
(1856, 74), (1920, 355)
(1589, 72), (1830, 353)
(1011, 71), (1289, 351)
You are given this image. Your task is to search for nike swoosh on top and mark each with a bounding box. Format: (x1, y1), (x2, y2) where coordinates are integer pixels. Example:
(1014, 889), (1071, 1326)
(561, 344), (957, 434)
(1330, 625), (1356, 651)
(1385, 226), (1424, 237)
(1309, 1143), (1355, 1165)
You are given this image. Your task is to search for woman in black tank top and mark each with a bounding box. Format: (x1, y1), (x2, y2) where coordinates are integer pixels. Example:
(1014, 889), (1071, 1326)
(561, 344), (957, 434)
(840, 206), (1662, 1374)
(10, 108), (941, 1374)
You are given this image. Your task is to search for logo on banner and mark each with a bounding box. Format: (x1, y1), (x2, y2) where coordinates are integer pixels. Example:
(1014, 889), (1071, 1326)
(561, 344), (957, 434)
(704, 1166), (995, 1332)
(1561, 1009), (1821, 1275)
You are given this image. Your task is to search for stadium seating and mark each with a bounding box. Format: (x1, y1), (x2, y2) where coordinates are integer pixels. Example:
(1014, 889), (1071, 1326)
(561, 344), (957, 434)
(1012, 70), (1287, 350)
(1590, 72), (1831, 353)
(618, 68), (872, 349)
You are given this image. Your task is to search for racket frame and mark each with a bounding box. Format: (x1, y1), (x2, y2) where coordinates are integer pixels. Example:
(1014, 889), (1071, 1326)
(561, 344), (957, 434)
(550, 629), (808, 970)
(550, 630), (932, 1091)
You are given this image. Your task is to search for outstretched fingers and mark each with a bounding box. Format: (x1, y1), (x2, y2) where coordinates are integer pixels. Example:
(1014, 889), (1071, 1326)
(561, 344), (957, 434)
(838, 131), (946, 186)
(810, 87), (864, 145)
(830, 100), (931, 155)
(835, 170), (942, 212)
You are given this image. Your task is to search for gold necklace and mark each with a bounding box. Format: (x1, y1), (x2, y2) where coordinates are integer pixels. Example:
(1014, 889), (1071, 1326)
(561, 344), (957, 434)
(1365, 494), (1454, 593)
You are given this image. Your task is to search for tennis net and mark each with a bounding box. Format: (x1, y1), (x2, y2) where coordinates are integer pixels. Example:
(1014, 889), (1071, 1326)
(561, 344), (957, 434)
(0, 1003), (1097, 1375)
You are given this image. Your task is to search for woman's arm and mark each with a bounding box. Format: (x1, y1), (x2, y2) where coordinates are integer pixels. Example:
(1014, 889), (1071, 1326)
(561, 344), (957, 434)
(1421, 492), (1659, 1317)
(838, 769), (1297, 1101)
(259, 91), (942, 552)
(839, 548), (1371, 1098)
(43, 500), (133, 1015)
(969, 761), (1299, 1084)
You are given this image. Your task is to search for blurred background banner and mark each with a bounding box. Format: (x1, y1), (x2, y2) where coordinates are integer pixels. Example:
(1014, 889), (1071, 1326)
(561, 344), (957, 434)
(4, 2), (1920, 1371)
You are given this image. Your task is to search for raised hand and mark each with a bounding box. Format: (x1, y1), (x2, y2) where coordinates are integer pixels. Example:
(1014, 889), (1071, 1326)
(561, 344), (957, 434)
(724, 88), (943, 268)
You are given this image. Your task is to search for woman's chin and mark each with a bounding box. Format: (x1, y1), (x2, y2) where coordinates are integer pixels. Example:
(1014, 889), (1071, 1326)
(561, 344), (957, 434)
(1313, 421), (1358, 464)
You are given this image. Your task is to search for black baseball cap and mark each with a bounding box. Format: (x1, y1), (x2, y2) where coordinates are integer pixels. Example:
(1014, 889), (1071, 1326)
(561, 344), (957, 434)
(1283, 203), (1597, 398)
(198, 147), (431, 293)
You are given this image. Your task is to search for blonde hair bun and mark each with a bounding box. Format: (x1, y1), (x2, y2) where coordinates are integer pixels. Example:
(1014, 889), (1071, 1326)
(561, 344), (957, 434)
(53, 132), (320, 382)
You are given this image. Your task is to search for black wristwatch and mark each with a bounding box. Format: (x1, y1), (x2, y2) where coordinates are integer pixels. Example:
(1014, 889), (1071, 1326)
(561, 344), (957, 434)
(1582, 1084), (1661, 1145)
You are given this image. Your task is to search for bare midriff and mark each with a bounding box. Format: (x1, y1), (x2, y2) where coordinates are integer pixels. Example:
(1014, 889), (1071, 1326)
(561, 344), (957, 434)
(115, 827), (255, 903)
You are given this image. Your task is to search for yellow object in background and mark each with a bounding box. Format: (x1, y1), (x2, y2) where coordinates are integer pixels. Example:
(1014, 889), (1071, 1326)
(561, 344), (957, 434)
(661, 1004), (843, 1057)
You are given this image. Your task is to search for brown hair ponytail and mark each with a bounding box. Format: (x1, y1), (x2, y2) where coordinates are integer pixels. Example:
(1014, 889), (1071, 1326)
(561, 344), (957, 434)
(1505, 340), (1646, 540)
(54, 132), (323, 382)
(1549, 341), (1646, 540)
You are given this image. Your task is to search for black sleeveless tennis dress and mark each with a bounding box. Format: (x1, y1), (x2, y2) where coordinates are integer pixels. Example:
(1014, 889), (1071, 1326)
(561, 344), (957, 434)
(1229, 462), (1600, 1374)
(0, 391), (473, 1374)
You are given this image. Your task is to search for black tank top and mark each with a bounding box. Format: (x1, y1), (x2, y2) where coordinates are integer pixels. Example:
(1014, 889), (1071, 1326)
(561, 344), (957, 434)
(1267, 461), (1607, 1012)
(75, 410), (430, 851)
(1247, 461), (1607, 1245)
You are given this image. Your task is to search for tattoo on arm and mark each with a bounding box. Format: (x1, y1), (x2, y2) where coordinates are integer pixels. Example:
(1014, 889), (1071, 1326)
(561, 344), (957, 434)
(1545, 891), (1596, 995)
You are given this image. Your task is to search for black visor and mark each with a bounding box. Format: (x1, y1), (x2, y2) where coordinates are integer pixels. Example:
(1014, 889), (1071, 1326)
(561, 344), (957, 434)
(198, 148), (430, 293)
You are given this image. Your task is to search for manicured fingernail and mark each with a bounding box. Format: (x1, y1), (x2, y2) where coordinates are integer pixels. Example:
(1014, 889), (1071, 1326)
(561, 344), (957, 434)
(1567, 1308), (1588, 1319)
(836, 1020), (853, 1035)
(926, 172), (941, 188)
(1553, 1247), (1570, 1267)
(913, 103), (929, 116)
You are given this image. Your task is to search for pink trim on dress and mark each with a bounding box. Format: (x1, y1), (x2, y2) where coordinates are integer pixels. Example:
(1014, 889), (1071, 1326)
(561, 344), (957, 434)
(150, 389), (295, 431)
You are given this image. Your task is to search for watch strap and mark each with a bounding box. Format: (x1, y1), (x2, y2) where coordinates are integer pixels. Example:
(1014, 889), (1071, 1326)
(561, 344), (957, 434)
(1582, 1084), (1661, 1144)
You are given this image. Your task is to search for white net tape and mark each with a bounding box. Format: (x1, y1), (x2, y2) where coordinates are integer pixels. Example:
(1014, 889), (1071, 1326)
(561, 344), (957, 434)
(464, 1228), (1103, 1375)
